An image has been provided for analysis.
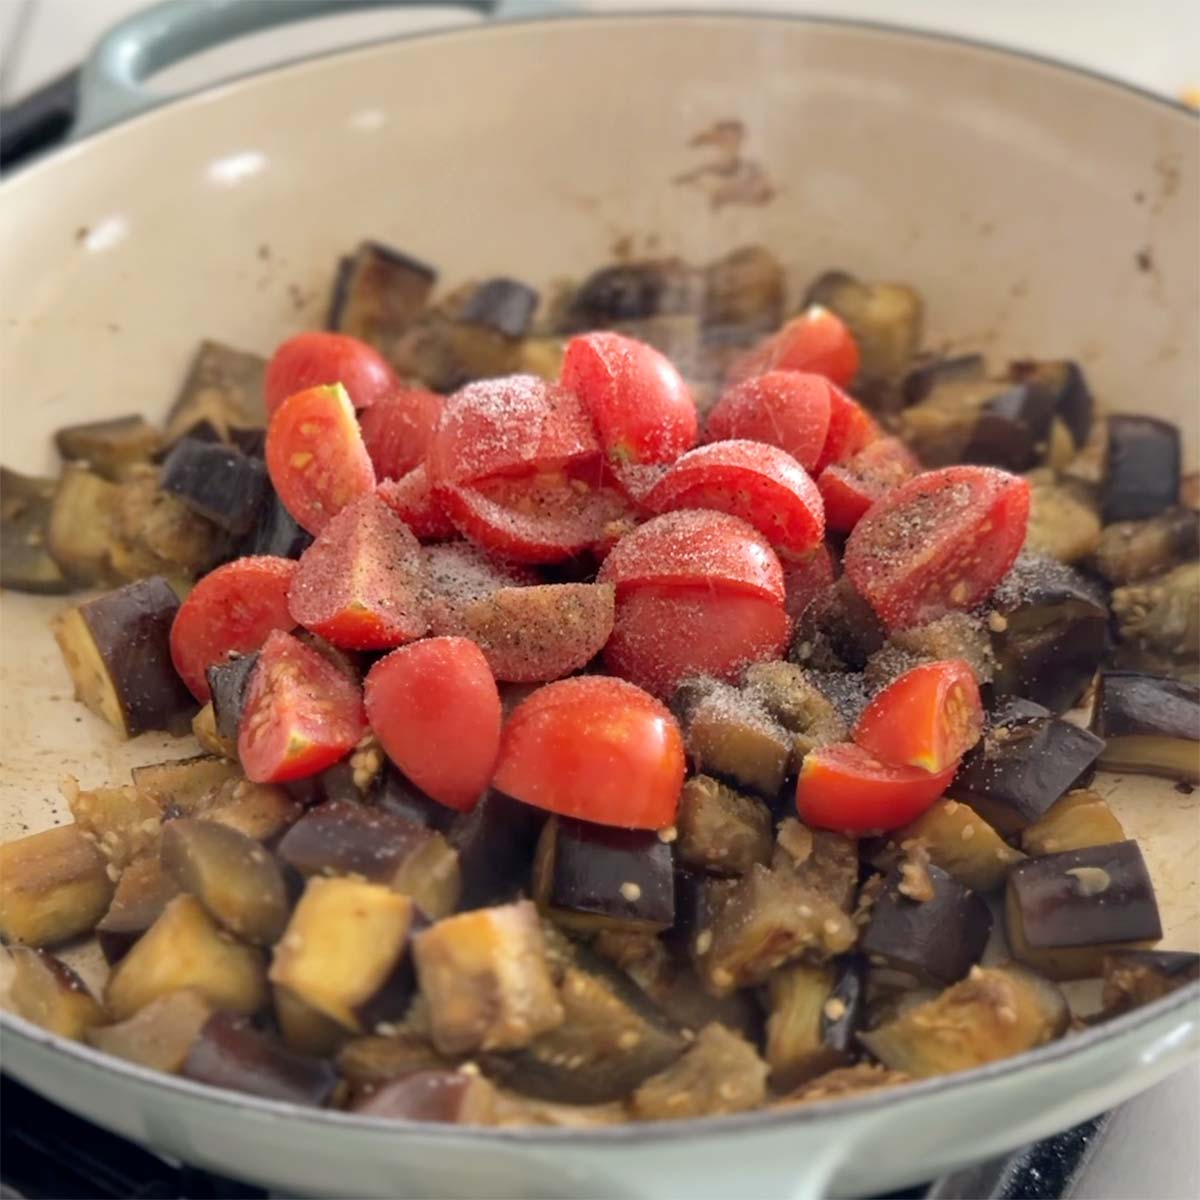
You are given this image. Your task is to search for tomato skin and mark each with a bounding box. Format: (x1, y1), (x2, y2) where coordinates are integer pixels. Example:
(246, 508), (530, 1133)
(598, 509), (785, 605)
(704, 371), (832, 472)
(377, 467), (456, 541)
(644, 439), (825, 558)
(560, 332), (697, 466)
(170, 556), (297, 701)
(238, 629), (367, 783)
(603, 584), (791, 698)
(365, 637), (501, 812)
(265, 383), (377, 535)
(265, 332), (398, 415)
(854, 659), (983, 774)
(844, 465), (1031, 630)
(811, 386), (881, 475)
(728, 307), (860, 389)
(287, 493), (428, 650)
(795, 742), (957, 833)
(358, 388), (443, 481)
(782, 543), (836, 623)
(818, 436), (919, 533)
(493, 676), (684, 829)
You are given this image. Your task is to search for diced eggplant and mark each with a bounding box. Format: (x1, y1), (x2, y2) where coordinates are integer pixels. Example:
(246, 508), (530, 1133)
(900, 353), (986, 409)
(778, 1062), (910, 1105)
(54, 576), (196, 738)
(773, 823), (860, 913)
(860, 965), (1068, 1078)
(352, 1070), (497, 1123)
(447, 790), (545, 910)
(1092, 672), (1200, 783)
(388, 833), (461, 920)
(95, 855), (179, 964)
(681, 683), (792, 798)
(269, 876), (414, 1031)
(276, 799), (432, 883)
(64, 776), (162, 870)
(704, 245), (784, 329)
(1110, 561), (1199, 680)
(387, 311), (521, 392)
(7, 947), (105, 1040)
(884, 800), (1023, 893)
(274, 985), (348, 1057)
(0, 466), (70, 593)
(1093, 508), (1200, 585)
(87, 989), (213, 1072)
(412, 900), (564, 1055)
(792, 577), (888, 674)
(46, 464), (119, 584)
(204, 653), (259, 744)
(675, 776), (772, 877)
(183, 1012), (337, 1107)
(565, 258), (703, 328)
(765, 959), (864, 1090)
(109, 466), (222, 583)
(741, 661), (849, 771)
(1021, 790), (1126, 857)
(1008, 359), (1094, 448)
(370, 765), (454, 831)
(164, 340), (267, 447)
(196, 778), (302, 842)
(1101, 950), (1200, 1014)
(953, 698), (1105, 835)
(105, 895), (267, 1020)
(193, 701), (235, 760)
(861, 864), (992, 987)
(336, 1029), (455, 1090)
(1005, 840), (1162, 980)
(161, 819), (289, 945)
(0, 823), (114, 946)
(327, 240), (436, 349)
(55, 414), (163, 480)
(1023, 472), (1103, 565)
(1102, 414), (1181, 522)
(457, 278), (540, 339)
(160, 439), (268, 535)
(630, 1022), (768, 1120)
(239, 492), (314, 559)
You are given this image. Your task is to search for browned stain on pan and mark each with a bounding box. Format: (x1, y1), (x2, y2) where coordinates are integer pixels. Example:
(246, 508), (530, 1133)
(674, 119), (777, 211)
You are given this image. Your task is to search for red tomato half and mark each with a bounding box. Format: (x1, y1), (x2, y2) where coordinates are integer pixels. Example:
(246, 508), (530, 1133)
(598, 509), (785, 605)
(423, 542), (538, 637)
(728, 307), (860, 389)
(265, 383), (376, 535)
(704, 371), (832, 472)
(287, 493), (428, 650)
(795, 742), (957, 833)
(265, 332), (398, 415)
(365, 637), (501, 812)
(854, 659), (983, 774)
(169, 556), (297, 701)
(493, 676), (685, 829)
(644, 439), (825, 558)
(844, 465), (1031, 629)
(604, 584), (790, 698)
(818, 436), (920, 533)
(811, 386), (880, 475)
(560, 331), (697, 466)
(358, 387), (443, 481)
(377, 467), (456, 541)
(782, 543), (836, 623)
(238, 629), (366, 783)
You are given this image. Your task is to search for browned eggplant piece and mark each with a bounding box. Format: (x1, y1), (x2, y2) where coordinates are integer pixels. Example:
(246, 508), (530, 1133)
(533, 816), (674, 933)
(675, 776), (772, 877)
(183, 1012), (337, 1106)
(953, 698), (1105, 835)
(765, 959), (864, 1090)
(55, 413), (163, 479)
(132, 755), (240, 814)
(370, 765), (454, 831)
(565, 258), (702, 328)
(899, 352), (985, 408)
(457, 277), (539, 339)
(866, 615), (997, 693)
(791, 577), (888, 674)
(630, 1022), (768, 1120)
(741, 661), (849, 771)
(1023, 471), (1103, 565)
(270, 877), (414, 1031)
(988, 556), (1107, 712)
(1008, 359), (1094, 448)
(7, 947), (105, 1039)
(274, 985), (348, 1056)
(860, 965), (1068, 1078)
(193, 701), (237, 759)
(773, 823), (860, 913)
(387, 310), (520, 392)
(161, 819), (289, 945)
(447, 790), (545, 909)
(1101, 950), (1200, 1014)
(352, 1070), (497, 1123)
(1093, 508), (1200, 585)
(196, 778), (303, 842)
(1102, 414), (1181, 522)
(336, 1029), (455, 1090)
(1021, 790), (1126, 857)
(203, 653), (259, 745)
(160, 439), (267, 535)
(861, 864), (992, 987)
(412, 900), (564, 1055)
(1092, 672), (1200, 783)
(164, 340), (266, 447)
(1006, 840), (1162, 980)
(238, 492), (314, 559)
(883, 800), (1023, 893)
(386, 833), (461, 921)
(106, 895), (267, 1020)
(1110, 561), (1199, 680)
(95, 855), (179, 963)
(703, 244), (784, 329)
(63, 776), (162, 870)
(680, 682), (792, 799)
(46, 464), (119, 584)
(276, 798), (431, 882)
(53, 576), (196, 737)
(0, 466), (70, 593)
(0, 823), (114, 946)
(327, 240), (436, 349)
(87, 989), (213, 1072)
(778, 1062), (910, 1105)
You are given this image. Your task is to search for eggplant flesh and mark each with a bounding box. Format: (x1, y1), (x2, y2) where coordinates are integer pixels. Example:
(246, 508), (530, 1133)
(765, 958), (864, 1090)
(681, 683), (792, 799)
(1102, 414), (1181, 523)
(95, 855), (179, 964)
(54, 414), (162, 480)
(1110, 562), (1199, 681)
(675, 776), (772, 877)
(165, 339), (267, 446)
(1020, 790), (1126, 857)
(1092, 672), (1200, 783)
(8, 947), (105, 1040)
(1, 466), (70, 594)
(207, 652), (259, 743)
(160, 439), (267, 534)
(900, 353), (986, 409)
(47, 464), (119, 584)
(352, 1070), (497, 1123)
(885, 800), (1023, 893)
(565, 258), (703, 328)
(327, 240), (436, 349)
(1092, 508), (1200, 585)
(1101, 950), (1200, 1014)
(458, 277), (540, 339)
(1008, 359), (1094, 448)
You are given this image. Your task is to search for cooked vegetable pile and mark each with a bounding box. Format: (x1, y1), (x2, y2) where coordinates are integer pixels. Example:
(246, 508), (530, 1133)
(1, 242), (1197, 1126)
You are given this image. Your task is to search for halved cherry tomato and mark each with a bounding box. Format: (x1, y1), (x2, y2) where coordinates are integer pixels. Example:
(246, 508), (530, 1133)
(265, 383), (376, 535)
(560, 331), (697, 466)
(854, 659), (983, 774)
(377, 466), (456, 541)
(782, 543), (836, 623)
(238, 629), (366, 783)
(603, 583), (790, 698)
(423, 542), (538, 637)
(704, 371), (832, 472)
(844, 465), (1031, 629)
(795, 742), (957, 833)
(727, 307), (860, 389)
(644, 440), (825, 558)
(365, 637), (501, 812)
(818, 436), (920, 532)
(358, 387), (443, 480)
(493, 676), (684, 828)
(265, 332), (398, 415)
(598, 509), (785, 605)
(169, 556), (297, 701)
(811, 386), (880, 475)
(287, 494), (428, 650)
